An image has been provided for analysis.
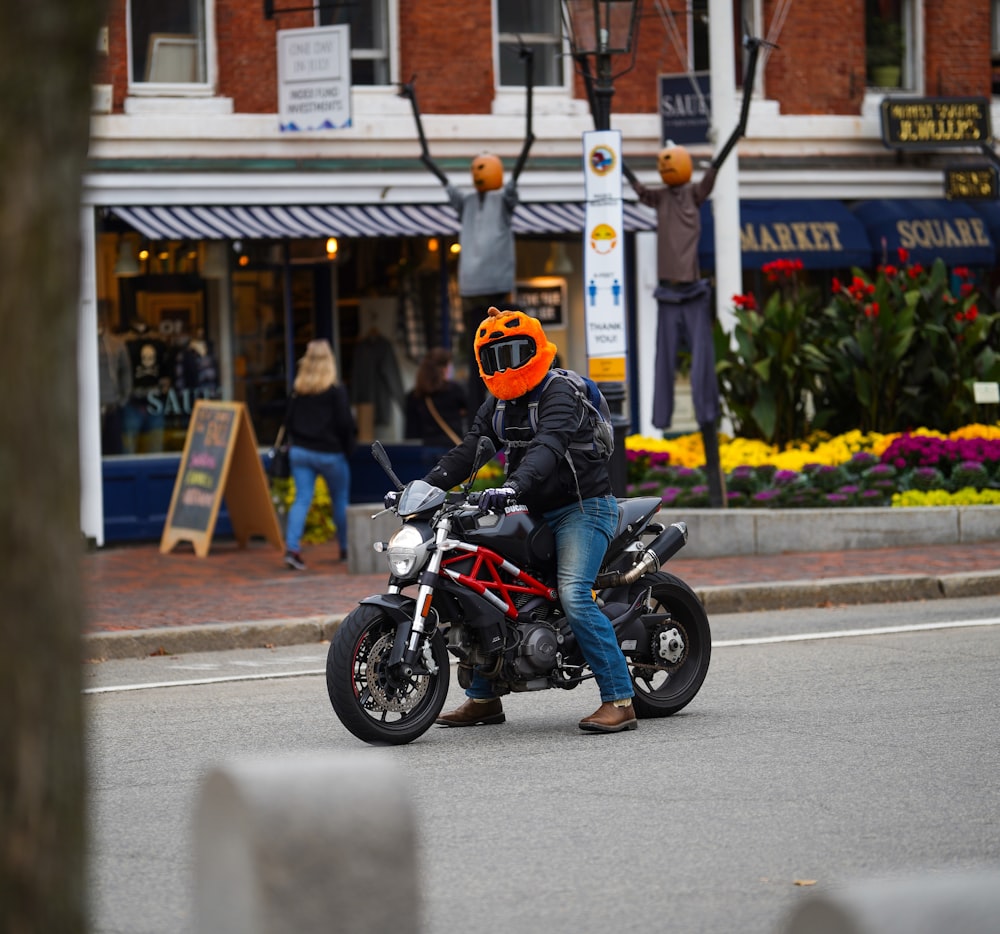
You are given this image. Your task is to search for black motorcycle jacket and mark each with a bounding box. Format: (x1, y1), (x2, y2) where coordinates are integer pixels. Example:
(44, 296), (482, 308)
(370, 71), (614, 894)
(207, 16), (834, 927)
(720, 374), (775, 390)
(424, 375), (612, 514)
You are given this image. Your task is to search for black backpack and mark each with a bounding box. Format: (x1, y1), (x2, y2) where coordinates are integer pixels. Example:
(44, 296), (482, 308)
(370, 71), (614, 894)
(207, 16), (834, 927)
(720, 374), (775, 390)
(491, 367), (614, 458)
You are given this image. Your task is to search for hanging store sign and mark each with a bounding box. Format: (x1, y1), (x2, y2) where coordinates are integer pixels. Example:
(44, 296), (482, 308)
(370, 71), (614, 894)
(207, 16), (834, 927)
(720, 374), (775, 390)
(514, 277), (566, 327)
(277, 24), (352, 132)
(582, 130), (627, 383)
(944, 164), (999, 201)
(880, 96), (990, 149)
(658, 72), (711, 145)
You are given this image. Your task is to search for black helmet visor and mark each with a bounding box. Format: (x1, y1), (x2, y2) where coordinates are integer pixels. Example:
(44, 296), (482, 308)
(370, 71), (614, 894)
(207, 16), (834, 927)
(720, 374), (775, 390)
(478, 336), (537, 376)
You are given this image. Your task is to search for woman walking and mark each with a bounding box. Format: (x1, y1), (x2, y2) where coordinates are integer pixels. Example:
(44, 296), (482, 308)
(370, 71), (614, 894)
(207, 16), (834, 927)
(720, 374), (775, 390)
(283, 339), (356, 570)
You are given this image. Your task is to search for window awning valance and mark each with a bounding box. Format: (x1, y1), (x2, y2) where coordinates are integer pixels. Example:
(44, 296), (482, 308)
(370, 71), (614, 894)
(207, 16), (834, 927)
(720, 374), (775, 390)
(110, 202), (659, 240)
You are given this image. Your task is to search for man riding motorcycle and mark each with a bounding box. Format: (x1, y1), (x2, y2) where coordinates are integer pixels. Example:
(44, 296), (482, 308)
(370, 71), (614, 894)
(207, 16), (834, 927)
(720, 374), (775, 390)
(391, 306), (637, 733)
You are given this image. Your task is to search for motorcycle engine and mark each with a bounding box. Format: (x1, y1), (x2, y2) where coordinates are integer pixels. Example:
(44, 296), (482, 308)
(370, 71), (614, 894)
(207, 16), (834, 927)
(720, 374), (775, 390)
(511, 622), (560, 678)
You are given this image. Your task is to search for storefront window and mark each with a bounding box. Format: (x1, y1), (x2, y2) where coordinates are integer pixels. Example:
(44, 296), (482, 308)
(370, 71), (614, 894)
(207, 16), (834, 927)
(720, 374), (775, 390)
(100, 231), (220, 456)
(129, 0), (208, 85)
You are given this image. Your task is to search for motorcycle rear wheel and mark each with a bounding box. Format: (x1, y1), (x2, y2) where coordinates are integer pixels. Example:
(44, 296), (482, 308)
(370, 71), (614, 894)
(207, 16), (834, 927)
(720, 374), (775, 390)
(627, 571), (711, 718)
(327, 604), (450, 745)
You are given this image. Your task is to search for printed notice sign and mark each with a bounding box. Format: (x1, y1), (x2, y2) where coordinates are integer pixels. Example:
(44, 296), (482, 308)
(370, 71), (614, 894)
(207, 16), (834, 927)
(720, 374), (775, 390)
(582, 129), (628, 382)
(278, 25), (351, 132)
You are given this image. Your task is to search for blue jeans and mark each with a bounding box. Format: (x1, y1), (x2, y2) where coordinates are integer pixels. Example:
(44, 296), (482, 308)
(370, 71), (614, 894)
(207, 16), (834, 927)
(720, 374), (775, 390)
(286, 446), (351, 554)
(467, 494), (633, 703)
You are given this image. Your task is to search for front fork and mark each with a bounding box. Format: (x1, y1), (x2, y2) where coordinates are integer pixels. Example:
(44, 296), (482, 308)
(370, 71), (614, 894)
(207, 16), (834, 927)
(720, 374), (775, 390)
(387, 517), (453, 675)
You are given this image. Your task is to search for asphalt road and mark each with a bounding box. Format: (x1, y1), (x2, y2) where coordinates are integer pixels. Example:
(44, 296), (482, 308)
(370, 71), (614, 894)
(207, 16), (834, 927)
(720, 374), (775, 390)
(84, 596), (1000, 934)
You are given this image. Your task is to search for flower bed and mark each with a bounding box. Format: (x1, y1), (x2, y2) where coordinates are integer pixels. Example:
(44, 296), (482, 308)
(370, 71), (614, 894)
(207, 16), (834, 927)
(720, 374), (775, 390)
(626, 424), (1000, 508)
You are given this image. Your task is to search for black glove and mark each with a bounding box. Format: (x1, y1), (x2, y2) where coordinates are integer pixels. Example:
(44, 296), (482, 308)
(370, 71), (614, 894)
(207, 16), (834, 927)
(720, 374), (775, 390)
(384, 490), (400, 510)
(478, 486), (517, 514)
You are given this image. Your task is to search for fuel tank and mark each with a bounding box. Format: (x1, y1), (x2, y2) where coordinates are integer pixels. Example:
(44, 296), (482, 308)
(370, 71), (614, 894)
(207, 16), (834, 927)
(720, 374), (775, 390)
(461, 506), (556, 571)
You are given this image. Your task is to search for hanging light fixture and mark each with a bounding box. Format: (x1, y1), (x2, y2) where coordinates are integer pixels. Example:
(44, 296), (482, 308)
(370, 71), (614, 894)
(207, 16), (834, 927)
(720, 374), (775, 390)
(114, 238), (141, 277)
(545, 241), (575, 274)
(326, 236), (339, 259)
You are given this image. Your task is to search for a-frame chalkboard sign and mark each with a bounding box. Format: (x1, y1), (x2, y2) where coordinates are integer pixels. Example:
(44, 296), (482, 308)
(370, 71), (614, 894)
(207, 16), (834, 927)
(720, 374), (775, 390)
(160, 401), (284, 557)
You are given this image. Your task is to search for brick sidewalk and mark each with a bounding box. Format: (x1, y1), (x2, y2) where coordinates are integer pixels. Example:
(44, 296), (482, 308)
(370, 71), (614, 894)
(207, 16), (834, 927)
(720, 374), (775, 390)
(81, 537), (1000, 634)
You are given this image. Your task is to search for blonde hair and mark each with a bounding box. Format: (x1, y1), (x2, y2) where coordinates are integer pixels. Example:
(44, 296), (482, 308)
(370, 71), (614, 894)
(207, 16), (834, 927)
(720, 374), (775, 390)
(294, 339), (338, 394)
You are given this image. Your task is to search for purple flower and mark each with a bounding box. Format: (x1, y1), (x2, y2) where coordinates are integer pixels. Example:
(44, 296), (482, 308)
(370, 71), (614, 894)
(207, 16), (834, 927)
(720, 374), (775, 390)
(825, 493), (849, 505)
(774, 469), (799, 485)
(752, 489), (783, 504)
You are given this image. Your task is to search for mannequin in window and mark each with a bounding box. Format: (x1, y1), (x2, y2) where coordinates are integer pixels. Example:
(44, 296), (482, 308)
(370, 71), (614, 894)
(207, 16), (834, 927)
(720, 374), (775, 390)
(400, 46), (534, 412)
(97, 300), (132, 455)
(122, 315), (171, 454)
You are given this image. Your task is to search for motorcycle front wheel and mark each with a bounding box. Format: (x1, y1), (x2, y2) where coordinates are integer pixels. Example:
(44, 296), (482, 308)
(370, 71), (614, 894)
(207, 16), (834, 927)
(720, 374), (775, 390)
(627, 571), (711, 719)
(326, 603), (450, 745)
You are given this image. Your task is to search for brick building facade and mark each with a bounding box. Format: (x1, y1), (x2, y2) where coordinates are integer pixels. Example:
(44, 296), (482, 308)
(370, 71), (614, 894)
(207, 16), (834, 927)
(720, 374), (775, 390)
(81, 0), (1000, 544)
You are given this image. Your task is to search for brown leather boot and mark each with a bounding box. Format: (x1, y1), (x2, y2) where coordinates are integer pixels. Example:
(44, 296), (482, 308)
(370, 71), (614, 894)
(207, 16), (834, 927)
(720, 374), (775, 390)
(579, 700), (638, 733)
(435, 697), (505, 728)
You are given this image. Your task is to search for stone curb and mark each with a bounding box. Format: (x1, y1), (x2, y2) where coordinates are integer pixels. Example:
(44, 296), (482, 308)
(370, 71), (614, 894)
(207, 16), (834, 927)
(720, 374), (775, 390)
(82, 571), (1000, 661)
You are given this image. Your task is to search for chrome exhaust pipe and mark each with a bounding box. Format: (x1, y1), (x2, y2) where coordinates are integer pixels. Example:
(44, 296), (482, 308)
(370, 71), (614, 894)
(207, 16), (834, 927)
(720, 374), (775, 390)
(595, 521), (688, 589)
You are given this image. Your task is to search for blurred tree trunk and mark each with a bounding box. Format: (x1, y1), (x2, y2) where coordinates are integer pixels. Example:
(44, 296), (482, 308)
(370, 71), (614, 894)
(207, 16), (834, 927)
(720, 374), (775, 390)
(0, 2), (106, 932)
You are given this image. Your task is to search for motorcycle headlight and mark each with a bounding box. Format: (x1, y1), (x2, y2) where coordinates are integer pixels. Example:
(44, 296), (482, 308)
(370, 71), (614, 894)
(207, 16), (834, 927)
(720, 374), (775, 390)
(386, 524), (430, 579)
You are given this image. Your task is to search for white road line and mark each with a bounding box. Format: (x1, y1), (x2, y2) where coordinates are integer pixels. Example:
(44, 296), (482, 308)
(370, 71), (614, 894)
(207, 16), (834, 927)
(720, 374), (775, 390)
(84, 669), (325, 694)
(714, 616), (1000, 648)
(84, 617), (1000, 695)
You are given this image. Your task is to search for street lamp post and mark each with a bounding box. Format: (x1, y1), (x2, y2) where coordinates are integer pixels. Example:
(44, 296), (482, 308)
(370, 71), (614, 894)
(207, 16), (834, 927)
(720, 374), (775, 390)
(563, 0), (640, 497)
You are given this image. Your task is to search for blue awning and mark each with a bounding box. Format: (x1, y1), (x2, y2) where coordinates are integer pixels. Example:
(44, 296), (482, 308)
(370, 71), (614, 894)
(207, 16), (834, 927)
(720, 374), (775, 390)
(851, 199), (995, 267)
(696, 199), (874, 270)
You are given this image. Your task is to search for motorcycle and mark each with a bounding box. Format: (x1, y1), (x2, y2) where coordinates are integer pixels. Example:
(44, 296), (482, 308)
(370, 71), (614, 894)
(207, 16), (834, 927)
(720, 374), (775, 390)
(326, 439), (711, 745)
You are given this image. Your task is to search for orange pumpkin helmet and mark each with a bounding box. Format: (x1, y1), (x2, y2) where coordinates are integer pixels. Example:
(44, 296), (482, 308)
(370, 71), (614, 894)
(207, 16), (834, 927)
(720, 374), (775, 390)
(474, 306), (557, 401)
(657, 142), (693, 187)
(471, 153), (504, 192)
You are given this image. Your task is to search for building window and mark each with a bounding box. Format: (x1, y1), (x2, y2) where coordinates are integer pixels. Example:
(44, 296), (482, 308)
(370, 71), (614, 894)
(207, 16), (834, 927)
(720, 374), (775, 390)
(317, 0), (391, 85)
(866, 0), (916, 90)
(496, 0), (565, 87)
(991, 0), (1000, 95)
(129, 0), (208, 85)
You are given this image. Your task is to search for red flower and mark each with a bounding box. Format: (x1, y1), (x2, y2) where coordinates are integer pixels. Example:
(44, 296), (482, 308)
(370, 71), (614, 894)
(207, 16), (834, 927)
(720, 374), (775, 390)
(966, 304), (979, 322)
(897, 247), (909, 263)
(960, 282), (974, 296)
(732, 293), (758, 311)
(907, 264), (924, 278)
(953, 266), (970, 278)
(881, 264), (898, 277)
(864, 302), (880, 318)
(831, 276), (842, 293)
(761, 258), (804, 281)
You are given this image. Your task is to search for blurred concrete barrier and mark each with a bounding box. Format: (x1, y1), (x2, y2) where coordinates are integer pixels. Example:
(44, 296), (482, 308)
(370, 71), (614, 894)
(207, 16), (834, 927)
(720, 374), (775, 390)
(193, 753), (419, 934)
(347, 504), (400, 575)
(782, 871), (1000, 934)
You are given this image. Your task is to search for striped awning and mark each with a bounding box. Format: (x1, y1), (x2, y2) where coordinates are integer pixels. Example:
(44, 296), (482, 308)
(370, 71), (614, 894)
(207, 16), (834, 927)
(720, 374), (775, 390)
(110, 202), (658, 240)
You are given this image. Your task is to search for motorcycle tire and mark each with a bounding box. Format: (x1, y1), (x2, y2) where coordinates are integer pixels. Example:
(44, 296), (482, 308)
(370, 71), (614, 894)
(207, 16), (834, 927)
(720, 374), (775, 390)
(626, 571), (711, 719)
(326, 603), (450, 745)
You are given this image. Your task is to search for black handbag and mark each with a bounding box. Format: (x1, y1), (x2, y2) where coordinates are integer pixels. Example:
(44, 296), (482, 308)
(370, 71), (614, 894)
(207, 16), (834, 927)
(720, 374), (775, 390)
(265, 425), (290, 479)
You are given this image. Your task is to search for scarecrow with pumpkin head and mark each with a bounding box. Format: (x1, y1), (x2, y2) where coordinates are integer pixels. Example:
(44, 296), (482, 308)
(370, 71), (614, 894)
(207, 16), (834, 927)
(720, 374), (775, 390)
(400, 49), (535, 413)
(629, 38), (767, 508)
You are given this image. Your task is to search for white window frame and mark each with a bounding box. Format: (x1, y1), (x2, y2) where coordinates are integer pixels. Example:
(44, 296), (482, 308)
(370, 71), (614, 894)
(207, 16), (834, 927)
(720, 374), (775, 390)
(314, 0), (397, 87)
(492, 0), (593, 116)
(126, 0), (217, 98)
(864, 0), (923, 96)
